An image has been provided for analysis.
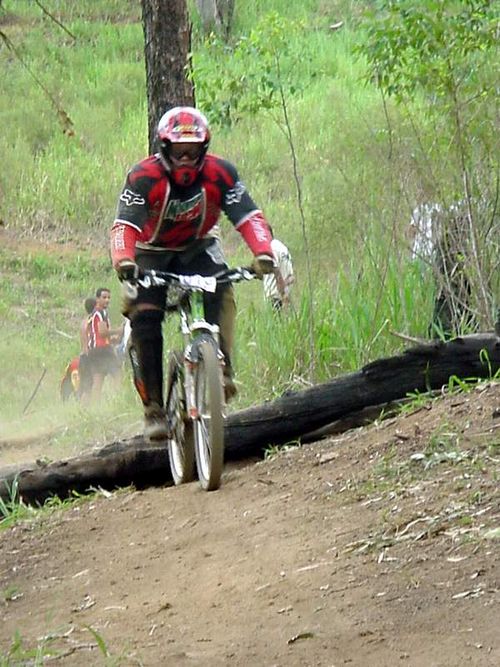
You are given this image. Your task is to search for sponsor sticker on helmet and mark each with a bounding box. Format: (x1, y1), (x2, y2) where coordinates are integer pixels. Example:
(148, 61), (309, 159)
(174, 124), (198, 134)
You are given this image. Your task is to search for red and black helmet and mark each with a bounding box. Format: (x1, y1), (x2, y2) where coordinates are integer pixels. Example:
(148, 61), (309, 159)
(157, 106), (211, 187)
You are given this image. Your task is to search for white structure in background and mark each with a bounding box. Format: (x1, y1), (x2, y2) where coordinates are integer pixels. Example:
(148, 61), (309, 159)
(409, 200), (466, 262)
(409, 202), (442, 261)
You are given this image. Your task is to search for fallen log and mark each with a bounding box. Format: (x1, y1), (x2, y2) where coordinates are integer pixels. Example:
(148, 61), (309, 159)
(0, 439), (173, 505)
(225, 333), (500, 458)
(1, 334), (498, 504)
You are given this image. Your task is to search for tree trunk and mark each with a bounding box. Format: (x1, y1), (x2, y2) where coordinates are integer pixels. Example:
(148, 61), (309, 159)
(1, 334), (498, 504)
(141, 0), (195, 152)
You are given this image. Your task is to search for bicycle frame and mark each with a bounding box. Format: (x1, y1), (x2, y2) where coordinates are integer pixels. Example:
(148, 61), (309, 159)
(125, 266), (256, 490)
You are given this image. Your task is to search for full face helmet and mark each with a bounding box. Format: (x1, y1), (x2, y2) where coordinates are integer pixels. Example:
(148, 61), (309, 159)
(157, 106), (211, 186)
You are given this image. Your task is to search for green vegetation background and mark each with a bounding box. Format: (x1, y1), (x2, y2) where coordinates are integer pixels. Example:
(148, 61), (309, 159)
(0, 0), (496, 453)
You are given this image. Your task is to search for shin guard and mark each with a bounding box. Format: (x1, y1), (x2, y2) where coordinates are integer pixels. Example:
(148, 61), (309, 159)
(129, 309), (164, 407)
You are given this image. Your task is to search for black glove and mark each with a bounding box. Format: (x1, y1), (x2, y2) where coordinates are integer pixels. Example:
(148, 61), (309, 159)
(116, 260), (143, 282)
(252, 254), (275, 279)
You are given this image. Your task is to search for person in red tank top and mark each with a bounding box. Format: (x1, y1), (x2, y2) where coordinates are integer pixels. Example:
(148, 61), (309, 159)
(110, 106), (275, 442)
(86, 288), (122, 401)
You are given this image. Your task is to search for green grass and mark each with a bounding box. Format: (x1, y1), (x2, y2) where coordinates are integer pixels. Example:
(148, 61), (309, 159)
(0, 474), (105, 531)
(0, 0), (497, 456)
(0, 625), (133, 666)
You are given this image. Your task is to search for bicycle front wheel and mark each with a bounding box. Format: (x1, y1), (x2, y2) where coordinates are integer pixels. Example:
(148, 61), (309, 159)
(193, 338), (224, 491)
(166, 351), (195, 485)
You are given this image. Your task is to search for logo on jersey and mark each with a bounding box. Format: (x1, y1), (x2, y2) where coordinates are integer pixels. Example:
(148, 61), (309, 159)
(120, 189), (146, 207)
(164, 192), (204, 226)
(112, 224), (126, 250)
(225, 181), (246, 206)
(252, 215), (270, 242)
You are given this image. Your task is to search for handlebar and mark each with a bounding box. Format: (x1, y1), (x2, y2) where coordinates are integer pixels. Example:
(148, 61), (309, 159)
(123, 266), (257, 300)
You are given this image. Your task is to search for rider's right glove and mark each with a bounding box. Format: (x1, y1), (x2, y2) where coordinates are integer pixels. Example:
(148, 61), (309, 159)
(116, 259), (144, 282)
(251, 254), (275, 279)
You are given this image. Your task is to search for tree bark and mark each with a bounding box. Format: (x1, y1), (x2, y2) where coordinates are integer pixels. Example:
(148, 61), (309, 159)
(1, 334), (498, 504)
(141, 0), (195, 152)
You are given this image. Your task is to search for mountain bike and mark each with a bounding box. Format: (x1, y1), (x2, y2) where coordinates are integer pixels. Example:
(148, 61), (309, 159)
(126, 266), (256, 491)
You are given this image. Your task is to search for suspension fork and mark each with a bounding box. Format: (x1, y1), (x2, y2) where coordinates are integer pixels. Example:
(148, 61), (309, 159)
(178, 302), (197, 420)
(180, 290), (224, 420)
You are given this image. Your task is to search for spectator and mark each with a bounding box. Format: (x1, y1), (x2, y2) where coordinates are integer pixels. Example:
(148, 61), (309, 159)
(60, 296), (95, 402)
(409, 201), (474, 337)
(77, 296), (95, 399)
(86, 287), (122, 401)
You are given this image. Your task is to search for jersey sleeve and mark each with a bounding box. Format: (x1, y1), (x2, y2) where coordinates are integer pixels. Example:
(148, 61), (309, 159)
(114, 168), (150, 231)
(220, 160), (273, 257)
(111, 165), (150, 266)
(110, 222), (139, 267)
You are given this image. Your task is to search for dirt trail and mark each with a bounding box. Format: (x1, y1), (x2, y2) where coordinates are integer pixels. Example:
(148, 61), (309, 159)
(1, 383), (499, 666)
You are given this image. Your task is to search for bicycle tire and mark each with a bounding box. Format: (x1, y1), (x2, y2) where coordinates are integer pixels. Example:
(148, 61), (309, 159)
(193, 338), (224, 491)
(166, 351), (195, 485)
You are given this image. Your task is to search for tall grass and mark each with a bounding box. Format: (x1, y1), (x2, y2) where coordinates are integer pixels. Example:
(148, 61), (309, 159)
(0, 1), (495, 454)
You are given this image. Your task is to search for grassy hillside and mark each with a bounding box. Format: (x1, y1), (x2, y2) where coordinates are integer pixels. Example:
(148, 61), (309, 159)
(0, 0), (497, 450)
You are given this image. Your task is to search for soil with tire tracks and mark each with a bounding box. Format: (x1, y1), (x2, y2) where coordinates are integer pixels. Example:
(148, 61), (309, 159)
(1, 383), (499, 666)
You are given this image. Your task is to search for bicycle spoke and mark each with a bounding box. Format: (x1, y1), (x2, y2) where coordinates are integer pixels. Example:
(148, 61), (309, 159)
(193, 339), (224, 491)
(166, 351), (195, 485)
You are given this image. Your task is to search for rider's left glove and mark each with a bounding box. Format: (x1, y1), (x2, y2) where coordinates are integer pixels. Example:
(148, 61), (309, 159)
(252, 254), (275, 279)
(116, 259), (143, 282)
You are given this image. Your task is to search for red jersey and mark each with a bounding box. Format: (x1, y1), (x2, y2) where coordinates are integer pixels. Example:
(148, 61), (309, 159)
(110, 153), (272, 266)
(88, 308), (110, 349)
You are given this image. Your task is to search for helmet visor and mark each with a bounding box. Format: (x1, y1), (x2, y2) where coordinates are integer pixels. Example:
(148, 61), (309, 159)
(169, 142), (204, 161)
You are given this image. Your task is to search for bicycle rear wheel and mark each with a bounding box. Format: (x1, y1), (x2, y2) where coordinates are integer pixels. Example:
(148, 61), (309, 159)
(166, 351), (195, 485)
(193, 338), (224, 491)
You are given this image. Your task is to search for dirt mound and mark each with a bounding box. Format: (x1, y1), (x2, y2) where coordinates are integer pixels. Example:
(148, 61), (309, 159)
(1, 383), (499, 665)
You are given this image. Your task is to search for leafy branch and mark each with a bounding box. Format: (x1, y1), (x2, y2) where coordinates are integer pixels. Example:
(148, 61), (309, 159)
(357, 0), (499, 330)
(193, 13), (318, 377)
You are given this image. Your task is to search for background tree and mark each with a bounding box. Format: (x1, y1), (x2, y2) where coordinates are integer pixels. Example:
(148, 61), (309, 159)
(358, 0), (499, 333)
(141, 0), (195, 152)
(192, 13), (318, 377)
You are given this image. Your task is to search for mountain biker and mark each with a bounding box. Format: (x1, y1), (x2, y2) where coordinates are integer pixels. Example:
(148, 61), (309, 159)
(110, 106), (275, 442)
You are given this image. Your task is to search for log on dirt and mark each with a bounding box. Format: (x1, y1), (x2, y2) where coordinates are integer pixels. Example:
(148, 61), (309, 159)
(224, 333), (500, 458)
(1, 334), (498, 504)
(0, 439), (172, 505)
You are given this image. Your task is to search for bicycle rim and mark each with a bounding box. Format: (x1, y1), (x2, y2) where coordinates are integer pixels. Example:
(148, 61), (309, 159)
(166, 351), (195, 485)
(194, 339), (224, 491)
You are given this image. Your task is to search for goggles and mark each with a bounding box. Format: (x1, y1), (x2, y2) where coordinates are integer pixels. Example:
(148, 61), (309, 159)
(169, 142), (204, 161)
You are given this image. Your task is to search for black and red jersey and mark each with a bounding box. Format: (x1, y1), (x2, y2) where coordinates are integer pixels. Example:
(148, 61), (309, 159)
(111, 153), (272, 267)
(87, 308), (110, 350)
